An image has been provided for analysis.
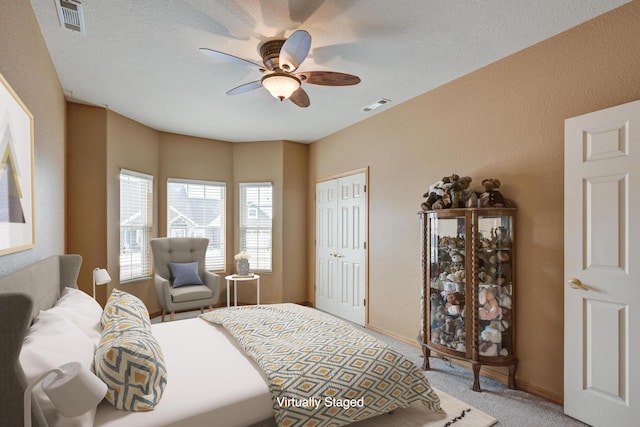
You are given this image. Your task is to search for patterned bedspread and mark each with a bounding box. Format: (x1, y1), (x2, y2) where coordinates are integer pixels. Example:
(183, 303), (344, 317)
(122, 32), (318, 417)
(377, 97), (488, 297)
(200, 303), (441, 427)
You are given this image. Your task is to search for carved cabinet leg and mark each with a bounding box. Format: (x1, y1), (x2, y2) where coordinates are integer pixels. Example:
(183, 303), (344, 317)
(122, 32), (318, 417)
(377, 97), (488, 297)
(472, 363), (482, 392)
(422, 347), (431, 370)
(508, 362), (518, 389)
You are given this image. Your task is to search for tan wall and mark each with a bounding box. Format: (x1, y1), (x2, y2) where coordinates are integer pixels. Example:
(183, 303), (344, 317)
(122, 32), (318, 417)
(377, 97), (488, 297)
(66, 105), (108, 298)
(157, 132), (233, 236)
(49, 0), (640, 405)
(105, 110), (160, 309)
(307, 2), (640, 403)
(68, 106), (160, 306)
(230, 140), (309, 305)
(66, 108), (309, 310)
(232, 141), (285, 303)
(282, 141), (308, 303)
(157, 132), (234, 303)
(0, 0), (66, 276)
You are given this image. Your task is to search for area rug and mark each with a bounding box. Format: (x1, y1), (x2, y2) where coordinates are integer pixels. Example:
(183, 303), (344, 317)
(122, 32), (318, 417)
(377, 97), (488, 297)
(350, 388), (497, 427)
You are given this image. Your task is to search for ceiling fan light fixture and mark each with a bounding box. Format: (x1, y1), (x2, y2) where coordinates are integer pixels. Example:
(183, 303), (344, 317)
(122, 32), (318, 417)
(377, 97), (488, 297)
(262, 73), (300, 101)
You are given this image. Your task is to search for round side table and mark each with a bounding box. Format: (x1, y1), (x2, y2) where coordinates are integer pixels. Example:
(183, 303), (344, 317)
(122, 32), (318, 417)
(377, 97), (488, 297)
(225, 274), (261, 307)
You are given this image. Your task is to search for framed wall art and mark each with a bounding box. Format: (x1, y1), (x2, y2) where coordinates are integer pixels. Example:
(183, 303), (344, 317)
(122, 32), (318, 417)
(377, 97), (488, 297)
(0, 73), (35, 255)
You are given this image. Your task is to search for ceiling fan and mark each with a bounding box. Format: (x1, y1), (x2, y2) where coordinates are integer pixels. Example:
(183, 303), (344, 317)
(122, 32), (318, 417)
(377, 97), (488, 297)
(199, 30), (361, 108)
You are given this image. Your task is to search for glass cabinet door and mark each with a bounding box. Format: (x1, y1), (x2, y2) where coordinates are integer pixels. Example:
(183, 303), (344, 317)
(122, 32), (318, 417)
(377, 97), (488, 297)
(429, 214), (467, 354)
(476, 214), (514, 358)
(420, 208), (517, 391)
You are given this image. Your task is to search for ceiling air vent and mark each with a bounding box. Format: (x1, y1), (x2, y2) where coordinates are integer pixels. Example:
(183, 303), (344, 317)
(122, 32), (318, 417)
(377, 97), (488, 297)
(362, 98), (391, 112)
(56, 0), (85, 34)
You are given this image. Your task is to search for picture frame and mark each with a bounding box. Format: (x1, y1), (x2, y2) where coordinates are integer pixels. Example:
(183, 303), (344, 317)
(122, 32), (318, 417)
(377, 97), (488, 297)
(0, 72), (35, 255)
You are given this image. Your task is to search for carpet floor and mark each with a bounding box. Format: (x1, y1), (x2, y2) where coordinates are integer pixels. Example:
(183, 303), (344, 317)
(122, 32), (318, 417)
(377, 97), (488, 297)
(152, 309), (587, 427)
(350, 388), (496, 427)
(361, 328), (588, 427)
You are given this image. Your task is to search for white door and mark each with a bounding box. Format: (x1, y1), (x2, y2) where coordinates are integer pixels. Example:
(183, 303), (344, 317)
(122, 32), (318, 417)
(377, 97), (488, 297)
(564, 100), (640, 426)
(315, 179), (338, 315)
(316, 172), (367, 325)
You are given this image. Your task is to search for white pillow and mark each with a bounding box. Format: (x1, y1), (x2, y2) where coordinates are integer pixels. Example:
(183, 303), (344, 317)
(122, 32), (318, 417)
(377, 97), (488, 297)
(49, 287), (103, 346)
(20, 310), (101, 427)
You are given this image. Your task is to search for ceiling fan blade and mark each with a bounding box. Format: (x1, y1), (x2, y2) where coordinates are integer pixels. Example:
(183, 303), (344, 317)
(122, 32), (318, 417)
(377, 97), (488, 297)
(226, 80), (262, 95)
(199, 48), (264, 70)
(279, 30), (311, 72)
(289, 87), (310, 108)
(288, 0), (325, 22)
(298, 71), (361, 86)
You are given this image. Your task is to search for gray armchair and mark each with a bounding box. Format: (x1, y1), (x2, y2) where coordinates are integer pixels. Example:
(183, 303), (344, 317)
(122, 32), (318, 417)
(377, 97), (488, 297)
(150, 237), (221, 321)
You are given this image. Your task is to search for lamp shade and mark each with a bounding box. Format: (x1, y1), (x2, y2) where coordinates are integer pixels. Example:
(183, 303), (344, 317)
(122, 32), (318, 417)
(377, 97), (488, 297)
(41, 362), (107, 417)
(261, 73), (300, 100)
(93, 268), (111, 286)
(24, 362), (107, 427)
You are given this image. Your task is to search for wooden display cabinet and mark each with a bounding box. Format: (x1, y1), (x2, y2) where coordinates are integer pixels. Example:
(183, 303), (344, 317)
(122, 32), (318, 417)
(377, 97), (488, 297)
(418, 208), (517, 391)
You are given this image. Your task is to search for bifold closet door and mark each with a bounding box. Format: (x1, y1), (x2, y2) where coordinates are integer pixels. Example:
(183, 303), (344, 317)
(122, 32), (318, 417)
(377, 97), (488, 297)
(315, 172), (367, 325)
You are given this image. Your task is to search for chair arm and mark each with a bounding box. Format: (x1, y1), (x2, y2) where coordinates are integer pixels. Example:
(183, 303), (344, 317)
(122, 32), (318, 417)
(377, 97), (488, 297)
(203, 271), (221, 302)
(154, 274), (171, 310)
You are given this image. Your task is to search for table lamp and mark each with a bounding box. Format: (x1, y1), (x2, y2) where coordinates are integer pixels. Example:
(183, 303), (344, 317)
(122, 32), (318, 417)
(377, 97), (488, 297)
(23, 361), (107, 427)
(92, 267), (111, 299)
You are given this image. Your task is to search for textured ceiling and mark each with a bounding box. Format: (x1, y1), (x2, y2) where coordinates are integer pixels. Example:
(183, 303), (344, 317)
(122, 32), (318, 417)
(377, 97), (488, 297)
(30, 0), (629, 143)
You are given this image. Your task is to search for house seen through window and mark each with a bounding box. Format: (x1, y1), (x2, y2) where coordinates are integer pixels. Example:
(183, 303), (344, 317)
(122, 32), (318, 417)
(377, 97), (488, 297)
(119, 169), (153, 282)
(240, 182), (273, 272)
(167, 178), (226, 271)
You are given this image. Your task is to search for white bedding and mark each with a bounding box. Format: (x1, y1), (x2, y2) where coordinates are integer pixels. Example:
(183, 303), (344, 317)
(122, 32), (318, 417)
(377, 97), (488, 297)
(94, 317), (274, 427)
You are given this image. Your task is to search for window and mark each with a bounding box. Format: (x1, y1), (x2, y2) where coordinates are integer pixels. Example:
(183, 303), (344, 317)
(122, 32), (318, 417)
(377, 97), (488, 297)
(120, 169), (153, 282)
(240, 182), (272, 272)
(167, 179), (226, 271)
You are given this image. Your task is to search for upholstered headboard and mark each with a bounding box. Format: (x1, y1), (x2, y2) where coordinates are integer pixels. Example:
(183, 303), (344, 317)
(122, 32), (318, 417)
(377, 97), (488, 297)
(0, 254), (82, 427)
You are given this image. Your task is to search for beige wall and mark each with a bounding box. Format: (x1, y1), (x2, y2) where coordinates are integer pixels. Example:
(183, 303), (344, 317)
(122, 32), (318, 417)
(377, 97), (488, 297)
(158, 132), (233, 236)
(282, 141), (308, 303)
(67, 106), (161, 305)
(233, 141), (285, 304)
(157, 132), (234, 304)
(12, 0), (640, 406)
(66, 109), (309, 310)
(0, 0), (66, 276)
(307, 1), (640, 403)
(106, 110), (160, 309)
(231, 140), (308, 305)
(67, 105), (108, 298)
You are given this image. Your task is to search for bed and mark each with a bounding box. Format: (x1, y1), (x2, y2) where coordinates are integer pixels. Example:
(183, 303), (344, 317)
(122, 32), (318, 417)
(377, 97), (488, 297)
(0, 255), (441, 427)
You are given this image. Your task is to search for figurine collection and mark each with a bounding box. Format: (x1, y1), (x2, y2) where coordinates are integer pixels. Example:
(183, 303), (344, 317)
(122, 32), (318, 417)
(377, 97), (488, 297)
(420, 173), (515, 358)
(421, 174), (514, 211)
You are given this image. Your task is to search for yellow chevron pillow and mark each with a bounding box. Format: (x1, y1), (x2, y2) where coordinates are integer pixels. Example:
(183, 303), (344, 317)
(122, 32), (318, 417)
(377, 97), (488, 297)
(96, 290), (167, 411)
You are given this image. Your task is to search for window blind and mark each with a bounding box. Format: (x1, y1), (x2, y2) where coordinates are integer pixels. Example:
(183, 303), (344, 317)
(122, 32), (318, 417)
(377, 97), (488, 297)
(239, 182), (273, 272)
(119, 169), (153, 282)
(167, 178), (226, 271)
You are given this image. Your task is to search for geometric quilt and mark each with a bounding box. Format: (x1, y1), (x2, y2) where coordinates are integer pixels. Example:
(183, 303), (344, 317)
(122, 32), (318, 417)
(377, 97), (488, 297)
(201, 304), (441, 427)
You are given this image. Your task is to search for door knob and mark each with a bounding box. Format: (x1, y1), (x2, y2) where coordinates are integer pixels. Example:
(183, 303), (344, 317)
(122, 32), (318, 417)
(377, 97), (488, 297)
(567, 278), (589, 291)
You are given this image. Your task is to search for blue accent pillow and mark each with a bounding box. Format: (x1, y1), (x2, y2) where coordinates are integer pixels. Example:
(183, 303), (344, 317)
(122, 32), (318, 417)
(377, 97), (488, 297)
(168, 262), (204, 288)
